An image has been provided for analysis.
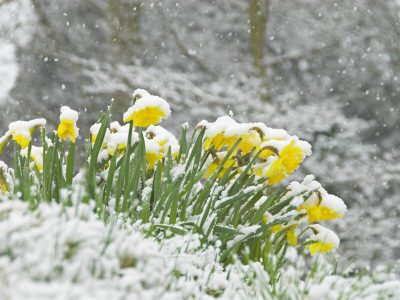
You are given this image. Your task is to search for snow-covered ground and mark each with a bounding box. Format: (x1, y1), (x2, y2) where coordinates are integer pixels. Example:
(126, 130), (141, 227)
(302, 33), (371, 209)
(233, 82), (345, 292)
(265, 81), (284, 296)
(0, 199), (247, 300)
(1, 198), (399, 300)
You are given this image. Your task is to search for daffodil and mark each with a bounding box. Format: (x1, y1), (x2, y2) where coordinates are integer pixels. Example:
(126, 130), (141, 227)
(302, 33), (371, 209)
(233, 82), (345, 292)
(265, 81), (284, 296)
(132, 88), (150, 100)
(262, 215), (282, 233)
(251, 161), (269, 177)
(223, 124), (262, 155)
(123, 95), (171, 127)
(0, 132), (12, 154)
(262, 214), (298, 246)
(8, 119), (46, 149)
(90, 123), (101, 144)
(262, 138), (311, 185)
(21, 146), (44, 172)
(201, 116), (238, 151)
(290, 175), (347, 223)
(106, 131), (138, 156)
(146, 150), (165, 169)
(144, 139), (166, 169)
(0, 161), (11, 194)
(307, 224), (340, 255)
(57, 106), (79, 143)
(204, 151), (238, 179)
(286, 230), (297, 246)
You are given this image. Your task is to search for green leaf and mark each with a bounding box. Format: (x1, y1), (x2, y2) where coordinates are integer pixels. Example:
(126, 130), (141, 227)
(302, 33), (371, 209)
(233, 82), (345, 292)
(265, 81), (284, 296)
(65, 142), (75, 186)
(88, 106), (112, 200)
(103, 149), (118, 206)
(154, 224), (188, 235)
(214, 225), (245, 235)
(250, 188), (280, 225)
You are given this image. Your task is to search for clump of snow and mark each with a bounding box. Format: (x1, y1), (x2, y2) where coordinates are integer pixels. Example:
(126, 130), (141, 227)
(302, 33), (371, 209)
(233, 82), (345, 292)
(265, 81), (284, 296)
(132, 88), (150, 99)
(145, 125), (179, 152)
(59, 106), (79, 122)
(8, 118), (46, 133)
(123, 95), (171, 121)
(202, 115), (238, 138)
(308, 224), (340, 248)
(89, 123), (101, 136)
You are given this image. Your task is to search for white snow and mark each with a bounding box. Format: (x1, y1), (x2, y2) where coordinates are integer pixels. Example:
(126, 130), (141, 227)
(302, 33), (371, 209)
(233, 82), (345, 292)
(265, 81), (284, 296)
(59, 106), (79, 122)
(132, 88), (151, 99)
(308, 224), (340, 248)
(123, 95), (171, 122)
(0, 199), (253, 300)
(0, 42), (18, 103)
(202, 115), (238, 138)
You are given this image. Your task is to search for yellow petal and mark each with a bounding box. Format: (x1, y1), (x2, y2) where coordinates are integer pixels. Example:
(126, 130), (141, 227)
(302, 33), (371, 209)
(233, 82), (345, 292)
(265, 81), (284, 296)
(58, 121), (76, 143)
(13, 134), (30, 149)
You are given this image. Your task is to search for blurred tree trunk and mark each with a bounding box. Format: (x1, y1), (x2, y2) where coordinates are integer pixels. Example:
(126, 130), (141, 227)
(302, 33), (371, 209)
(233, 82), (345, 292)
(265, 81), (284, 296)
(249, 0), (270, 101)
(108, 0), (141, 64)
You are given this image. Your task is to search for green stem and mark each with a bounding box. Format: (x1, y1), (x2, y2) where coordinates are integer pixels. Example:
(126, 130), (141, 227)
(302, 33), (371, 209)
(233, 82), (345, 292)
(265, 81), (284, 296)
(66, 142), (75, 186)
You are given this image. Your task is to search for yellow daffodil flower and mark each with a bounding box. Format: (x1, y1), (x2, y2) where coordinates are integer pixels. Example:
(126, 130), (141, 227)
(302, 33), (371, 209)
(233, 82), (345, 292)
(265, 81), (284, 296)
(262, 215), (298, 246)
(225, 130), (261, 155)
(8, 119), (46, 149)
(0, 132), (12, 154)
(294, 176), (346, 223)
(299, 204), (341, 223)
(204, 151), (238, 179)
(123, 95), (171, 127)
(146, 151), (165, 169)
(13, 132), (31, 149)
(264, 139), (311, 185)
(201, 116), (237, 151)
(307, 224), (339, 255)
(21, 146), (44, 172)
(204, 133), (228, 151)
(0, 161), (10, 194)
(57, 106), (79, 143)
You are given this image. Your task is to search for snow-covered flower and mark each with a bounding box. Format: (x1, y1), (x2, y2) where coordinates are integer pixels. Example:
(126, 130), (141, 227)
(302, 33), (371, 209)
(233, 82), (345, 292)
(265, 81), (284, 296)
(132, 88), (150, 100)
(202, 116), (238, 151)
(0, 131), (12, 154)
(260, 138), (311, 185)
(57, 106), (79, 143)
(21, 146), (44, 172)
(143, 126), (180, 169)
(90, 123), (101, 144)
(0, 162), (8, 194)
(290, 175), (347, 223)
(8, 119), (46, 149)
(123, 94), (171, 127)
(0, 161), (13, 194)
(145, 126), (179, 158)
(307, 224), (340, 255)
(145, 139), (165, 170)
(262, 213), (298, 246)
(300, 194), (346, 223)
(106, 131), (139, 156)
(222, 123), (262, 155)
(204, 151), (238, 179)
